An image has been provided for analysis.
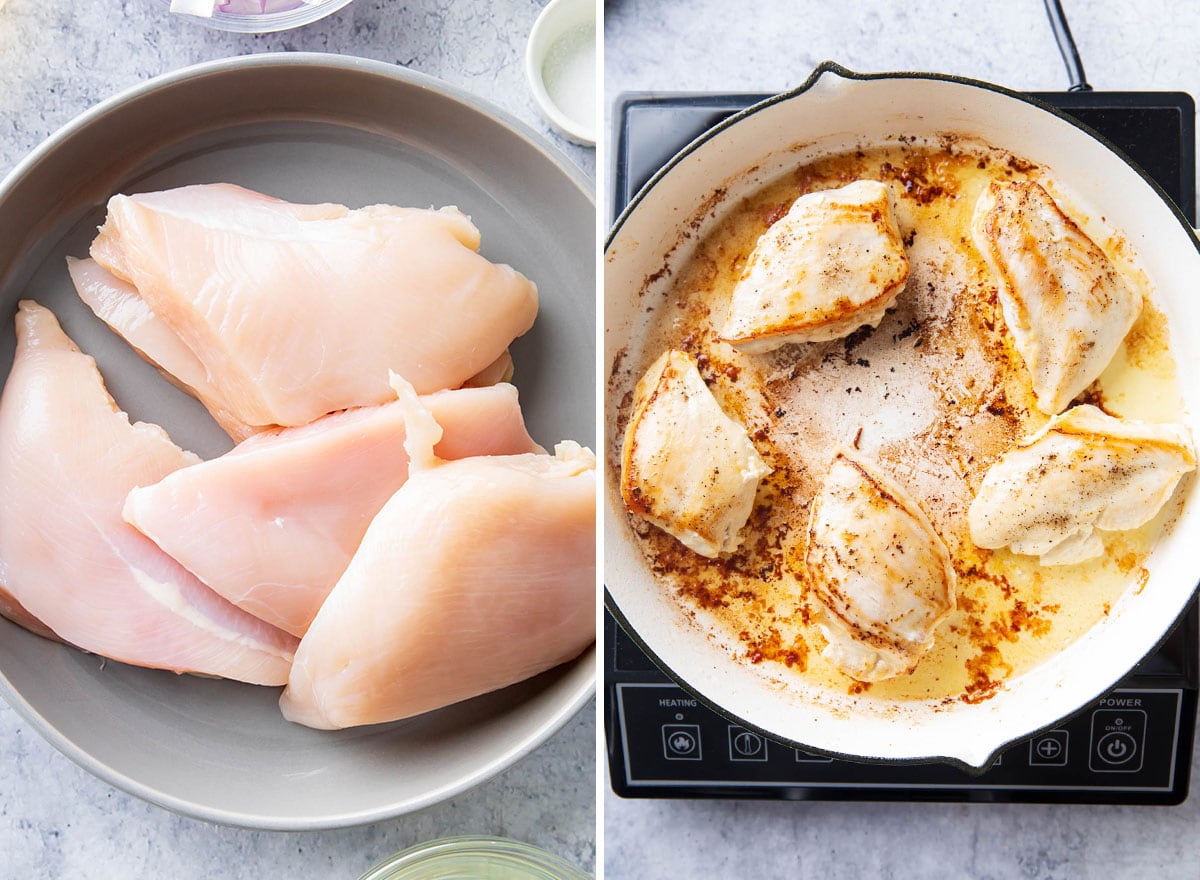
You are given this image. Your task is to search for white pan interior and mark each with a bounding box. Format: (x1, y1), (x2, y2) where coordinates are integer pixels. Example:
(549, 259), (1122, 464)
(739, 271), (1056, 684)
(604, 67), (1200, 768)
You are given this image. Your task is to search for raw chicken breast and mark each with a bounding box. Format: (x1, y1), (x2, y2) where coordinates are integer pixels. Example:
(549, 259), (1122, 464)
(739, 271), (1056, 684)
(718, 180), (909, 352)
(971, 180), (1142, 414)
(621, 349), (771, 558)
(805, 450), (956, 682)
(88, 183), (539, 431)
(0, 301), (297, 683)
(969, 405), (1196, 565)
(68, 257), (255, 440)
(462, 349), (515, 388)
(124, 384), (543, 637)
(280, 376), (595, 729)
(0, 585), (59, 643)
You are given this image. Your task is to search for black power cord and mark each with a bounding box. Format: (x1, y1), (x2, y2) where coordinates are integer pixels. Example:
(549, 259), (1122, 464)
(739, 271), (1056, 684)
(1044, 0), (1094, 91)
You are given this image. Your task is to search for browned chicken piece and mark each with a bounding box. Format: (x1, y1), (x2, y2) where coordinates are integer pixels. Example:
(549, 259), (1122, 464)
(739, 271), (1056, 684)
(971, 180), (1142, 415)
(969, 405), (1196, 565)
(621, 349), (771, 558)
(718, 180), (909, 353)
(805, 449), (956, 681)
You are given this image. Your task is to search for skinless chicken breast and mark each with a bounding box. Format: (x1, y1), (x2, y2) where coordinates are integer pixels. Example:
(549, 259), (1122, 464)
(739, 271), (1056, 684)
(620, 349), (771, 558)
(0, 302), (297, 684)
(0, 586), (59, 643)
(717, 180), (910, 353)
(67, 257), (255, 440)
(971, 180), (1142, 415)
(123, 384), (542, 637)
(805, 450), (957, 682)
(969, 405), (1196, 566)
(70, 257), (521, 440)
(280, 375), (595, 729)
(87, 183), (539, 432)
(462, 349), (515, 388)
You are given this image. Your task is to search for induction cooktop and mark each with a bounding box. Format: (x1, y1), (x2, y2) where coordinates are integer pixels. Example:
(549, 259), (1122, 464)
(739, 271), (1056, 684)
(605, 88), (1199, 805)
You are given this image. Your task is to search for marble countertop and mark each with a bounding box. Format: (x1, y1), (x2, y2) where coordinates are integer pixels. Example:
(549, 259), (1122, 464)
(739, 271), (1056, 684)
(604, 1), (1200, 878)
(0, 1), (595, 877)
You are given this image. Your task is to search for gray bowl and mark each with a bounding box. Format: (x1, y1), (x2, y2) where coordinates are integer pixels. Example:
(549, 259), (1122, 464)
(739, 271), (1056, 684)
(0, 53), (596, 829)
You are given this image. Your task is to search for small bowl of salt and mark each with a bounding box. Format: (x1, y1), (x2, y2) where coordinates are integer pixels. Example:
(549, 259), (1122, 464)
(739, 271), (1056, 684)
(524, 0), (596, 146)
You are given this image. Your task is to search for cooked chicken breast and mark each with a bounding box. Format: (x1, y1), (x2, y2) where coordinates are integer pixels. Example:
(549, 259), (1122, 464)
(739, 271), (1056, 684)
(717, 180), (909, 353)
(969, 405), (1195, 565)
(620, 349), (771, 558)
(123, 384), (542, 637)
(87, 183), (538, 432)
(971, 180), (1142, 415)
(280, 377), (595, 729)
(805, 450), (956, 682)
(0, 301), (297, 683)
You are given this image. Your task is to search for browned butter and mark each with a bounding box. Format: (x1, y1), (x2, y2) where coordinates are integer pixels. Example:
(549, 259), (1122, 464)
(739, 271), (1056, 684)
(608, 138), (1183, 705)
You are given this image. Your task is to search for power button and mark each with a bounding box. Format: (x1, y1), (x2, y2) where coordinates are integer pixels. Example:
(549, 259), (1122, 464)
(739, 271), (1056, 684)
(1089, 709), (1146, 773)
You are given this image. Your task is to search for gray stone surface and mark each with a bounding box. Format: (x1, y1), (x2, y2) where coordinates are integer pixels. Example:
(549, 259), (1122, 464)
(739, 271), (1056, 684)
(0, 1), (595, 877)
(603, 783), (1200, 879)
(0, 0), (593, 178)
(604, 1), (1200, 878)
(0, 700), (595, 878)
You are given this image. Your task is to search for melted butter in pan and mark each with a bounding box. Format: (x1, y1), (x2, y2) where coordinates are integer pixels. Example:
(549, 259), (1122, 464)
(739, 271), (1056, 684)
(610, 139), (1183, 704)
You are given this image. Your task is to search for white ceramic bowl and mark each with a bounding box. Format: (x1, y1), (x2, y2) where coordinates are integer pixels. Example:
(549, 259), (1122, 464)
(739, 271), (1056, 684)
(0, 53), (595, 829)
(525, 0), (597, 145)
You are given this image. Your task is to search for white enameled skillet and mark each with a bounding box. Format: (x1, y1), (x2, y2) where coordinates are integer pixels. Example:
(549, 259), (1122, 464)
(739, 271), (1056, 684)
(604, 62), (1200, 769)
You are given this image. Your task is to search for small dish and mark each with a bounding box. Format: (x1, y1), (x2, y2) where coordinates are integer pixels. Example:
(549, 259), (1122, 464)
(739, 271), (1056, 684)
(525, 0), (597, 145)
(358, 836), (592, 880)
(167, 0), (354, 33)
